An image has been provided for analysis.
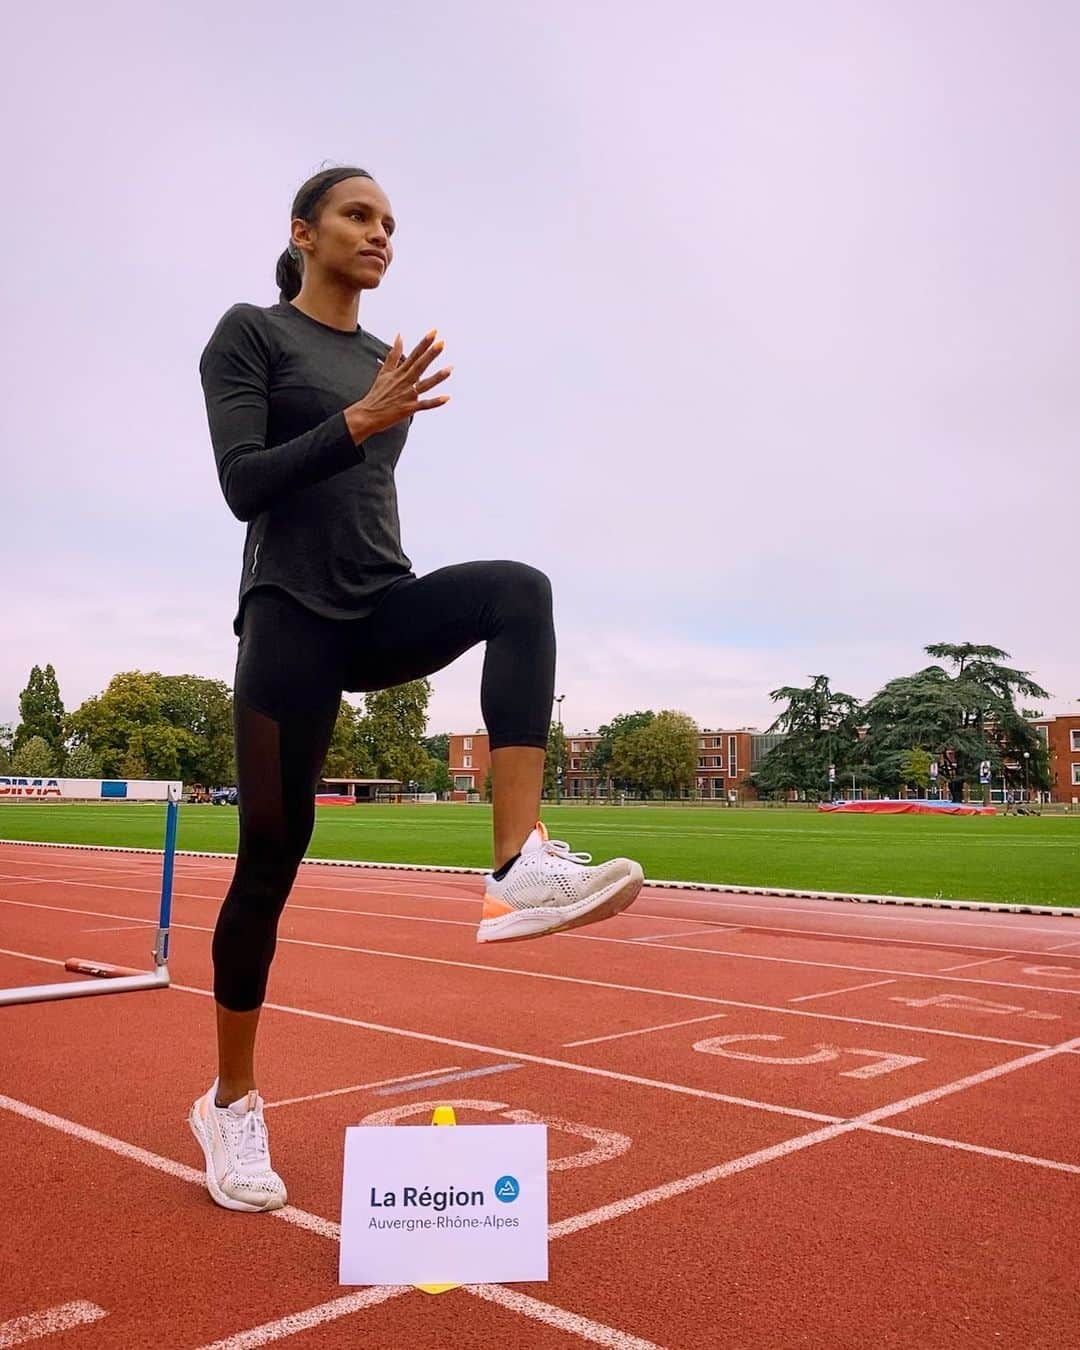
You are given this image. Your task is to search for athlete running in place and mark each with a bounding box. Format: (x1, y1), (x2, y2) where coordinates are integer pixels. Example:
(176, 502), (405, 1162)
(189, 166), (645, 1213)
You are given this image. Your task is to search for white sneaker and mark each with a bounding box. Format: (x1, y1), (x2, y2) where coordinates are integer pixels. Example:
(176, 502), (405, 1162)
(188, 1081), (288, 1213)
(478, 820), (644, 943)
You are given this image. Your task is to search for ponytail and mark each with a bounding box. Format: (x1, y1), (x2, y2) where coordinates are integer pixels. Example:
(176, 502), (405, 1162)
(276, 243), (303, 302)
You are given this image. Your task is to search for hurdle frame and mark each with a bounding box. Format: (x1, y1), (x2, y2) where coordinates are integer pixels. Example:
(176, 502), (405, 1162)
(0, 779), (181, 1007)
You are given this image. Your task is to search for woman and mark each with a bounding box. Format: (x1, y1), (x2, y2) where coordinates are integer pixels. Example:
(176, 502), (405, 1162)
(189, 166), (645, 1213)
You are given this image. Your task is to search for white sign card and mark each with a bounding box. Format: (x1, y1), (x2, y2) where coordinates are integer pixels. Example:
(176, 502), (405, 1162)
(339, 1123), (549, 1286)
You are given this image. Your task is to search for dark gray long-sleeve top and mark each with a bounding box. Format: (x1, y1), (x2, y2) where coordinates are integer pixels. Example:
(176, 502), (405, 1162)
(199, 300), (415, 634)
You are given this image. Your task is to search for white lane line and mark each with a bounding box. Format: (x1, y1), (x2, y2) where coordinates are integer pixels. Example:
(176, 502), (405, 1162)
(0, 1093), (339, 1242)
(788, 979), (896, 1004)
(627, 926), (728, 944)
(565, 928), (1080, 998)
(0, 938), (838, 1126)
(10, 891), (1079, 1005)
(264, 1067), (462, 1110)
(937, 956), (1011, 974)
(564, 1014), (729, 1048)
(193, 1289), (410, 1349)
(549, 1032), (1080, 1241)
(372, 1063), (523, 1095)
(5, 861), (1079, 958)
(0, 927), (1063, 1056)
(464, 1284), (665, 1349)
(1047, 940), (1080, 953)
(860, 1125), (1080, 1175)
(82, 922), (155, 933)
(0, 1301), (107, 1347)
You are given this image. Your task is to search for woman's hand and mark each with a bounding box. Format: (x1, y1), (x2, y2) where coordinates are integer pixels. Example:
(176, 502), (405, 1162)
(345, 330), (451, 444)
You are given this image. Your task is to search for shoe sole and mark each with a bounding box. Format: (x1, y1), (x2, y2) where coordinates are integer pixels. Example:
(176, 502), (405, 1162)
(476, 864), (645, 943)
(187, 1105), (287, 1213)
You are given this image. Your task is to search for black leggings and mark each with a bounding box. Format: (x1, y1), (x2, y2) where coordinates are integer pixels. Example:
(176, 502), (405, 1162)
(213, 560), (556, 1011)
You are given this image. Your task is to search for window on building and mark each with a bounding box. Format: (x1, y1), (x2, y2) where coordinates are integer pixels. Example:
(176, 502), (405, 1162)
(1073, 764), (1080, 786)
(1035, 725), (1048, 745)
(454, 776), (473, 791)
(571, 741), (580, 752)
(464, 737), (473, 750)
(728, 735), (738, 777)
(463, 755), (472, 768)
(1071, 731), (1080, 753)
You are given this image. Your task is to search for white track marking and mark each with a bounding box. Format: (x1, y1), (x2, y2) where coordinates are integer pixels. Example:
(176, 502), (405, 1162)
(627, 926), (726, 943)
(0, 929), (1066, 1057)
(465, 1284), (664, 1349)
(193, 1289), (410, 1349)
(0, 1094), (339, 1241)
(937, 956), (1011, 973)
(788, 979), (896, 1003)
(1047, 940), (1080, 952)
(567, 930), (1080, 997)
(549, 1032), (1080, 1240)
(9, 891), (1079, 1002)
(4, 857), (1079, 956)
(0, 1301), (107, 1347)
(2, 1019), (1078, 1345)
(860, 1124), (1080, 1174)
(1022, 965), (1080, 980)
(692, 1035), (925, 1080)
(356, 1100), (632, 1173)
(5, 841), (1080, 933)
(889, 993), (1060, 1022)
(563, 1013), (729, 1047)
(263, 1067), (463, 1110)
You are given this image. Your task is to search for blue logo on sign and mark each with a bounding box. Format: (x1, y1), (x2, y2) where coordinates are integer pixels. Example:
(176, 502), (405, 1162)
(494, 1175), (520, 1203)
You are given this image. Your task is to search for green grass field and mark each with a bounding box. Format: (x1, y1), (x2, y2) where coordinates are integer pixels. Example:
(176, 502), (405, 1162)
(1, 803), (1077, 906)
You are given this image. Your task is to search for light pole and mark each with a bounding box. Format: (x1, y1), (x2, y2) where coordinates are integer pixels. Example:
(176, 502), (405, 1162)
(554, 694), (565, 805)
(1023, 750), (1030, 802)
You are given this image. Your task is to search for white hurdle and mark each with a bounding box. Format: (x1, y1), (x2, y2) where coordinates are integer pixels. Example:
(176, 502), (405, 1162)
(0, 777), (181, 1007)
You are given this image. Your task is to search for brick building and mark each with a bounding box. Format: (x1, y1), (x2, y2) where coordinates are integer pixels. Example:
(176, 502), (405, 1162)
(447, 726), (785, 800)
(1032, 713), (1080, 805)
(447, 730), (491, 800)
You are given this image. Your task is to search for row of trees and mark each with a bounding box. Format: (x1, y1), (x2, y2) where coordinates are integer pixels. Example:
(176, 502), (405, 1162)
(1, 641), (1056, 803)
(0, 665), (456, 795)
(749, 643), (1053, 800)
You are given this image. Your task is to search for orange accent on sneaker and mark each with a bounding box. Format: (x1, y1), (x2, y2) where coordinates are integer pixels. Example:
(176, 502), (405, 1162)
(483, 895), (514, 920)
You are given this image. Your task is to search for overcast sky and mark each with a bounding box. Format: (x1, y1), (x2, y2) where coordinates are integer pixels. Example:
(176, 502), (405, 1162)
(3, 1), (1077, 740)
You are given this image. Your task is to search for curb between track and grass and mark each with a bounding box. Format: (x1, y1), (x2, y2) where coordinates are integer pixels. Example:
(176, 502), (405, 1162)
(2, 838), (1077, 919)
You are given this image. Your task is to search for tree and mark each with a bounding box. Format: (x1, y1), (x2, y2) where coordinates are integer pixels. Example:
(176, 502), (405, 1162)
(610, 710), (699, 798)
(63, 742), (102, 779)
(0, 724), (13, 773)
(356, 680), (433, 787)
(899, 748), (932, 795)
(11, 735), (55, 776)
(586, 711), (655, 793)
(323, 700), (369, 778)
(157, 675), (235, 785)
(864, 644), (1050, 802)
(65, 672), (195, 780)
(543, 723), (567, 798)
(424, 759), (452, 797)
(15, 664), (65, 769)
(754, 676), (861, 798)
(421, 733), (450, 764)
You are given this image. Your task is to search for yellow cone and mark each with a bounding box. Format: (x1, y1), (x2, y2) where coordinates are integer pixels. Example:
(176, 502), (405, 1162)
(415, 1106), (462, 1295)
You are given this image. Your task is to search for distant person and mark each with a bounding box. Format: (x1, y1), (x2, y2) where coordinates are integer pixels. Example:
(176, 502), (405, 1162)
(189, 166), (644, 1214)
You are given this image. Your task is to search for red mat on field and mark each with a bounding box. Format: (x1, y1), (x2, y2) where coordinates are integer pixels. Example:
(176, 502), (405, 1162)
(818, 800), (995, 816)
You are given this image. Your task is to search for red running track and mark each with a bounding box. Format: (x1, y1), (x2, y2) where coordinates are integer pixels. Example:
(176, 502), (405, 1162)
(1, 841), (1078, 1349)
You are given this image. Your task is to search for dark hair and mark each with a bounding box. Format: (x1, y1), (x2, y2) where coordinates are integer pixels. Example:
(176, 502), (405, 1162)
(275, 165), (373, 302)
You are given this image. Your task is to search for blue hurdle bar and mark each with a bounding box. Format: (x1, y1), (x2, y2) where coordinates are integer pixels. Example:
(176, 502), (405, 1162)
(0, 780), (180, 1007)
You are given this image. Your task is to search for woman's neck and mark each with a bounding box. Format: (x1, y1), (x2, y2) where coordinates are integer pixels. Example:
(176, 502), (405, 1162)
(289, 279), (361, 333)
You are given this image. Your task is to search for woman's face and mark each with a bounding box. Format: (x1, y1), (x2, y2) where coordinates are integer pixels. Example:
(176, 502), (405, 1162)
(294, 177), (396, 290)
